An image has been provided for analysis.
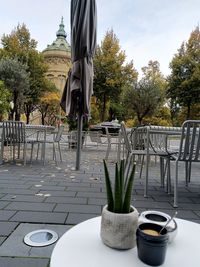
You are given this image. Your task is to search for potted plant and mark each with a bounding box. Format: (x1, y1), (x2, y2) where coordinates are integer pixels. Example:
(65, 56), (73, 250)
(100, 159), (139, 250)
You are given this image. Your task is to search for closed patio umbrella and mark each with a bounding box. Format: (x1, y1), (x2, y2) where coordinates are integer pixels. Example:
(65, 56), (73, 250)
(61, 0), (97, 170)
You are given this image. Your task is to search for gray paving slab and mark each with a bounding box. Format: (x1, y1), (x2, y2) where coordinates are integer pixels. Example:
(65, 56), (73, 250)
(66, 213), (98, 224)
(0, 222), (19, 236)
(0, 189), (39, 195)
(0, 201), (10, 209)
(44, 196), (87, 204)
(30, 185), (66, 191)
(0, 223), (71, 257)
(54, 203), (102, 214)
(0, 184), (31, 189)
(5, 202), (55, 212)
(1, 194), (46, 203)
(65, 186), (101, 192)
(0, 257), (49, 267)
(76, 191), (107, 198)
(10, 211), (67, 224)
(39, 190), (76, 197)
(0, 237), (6, 245)
(0, 210), (17, 221)
(88, 198), (107, 205)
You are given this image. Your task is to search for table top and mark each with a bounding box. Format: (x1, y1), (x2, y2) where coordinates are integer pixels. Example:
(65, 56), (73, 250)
(50, 216), (199, 267)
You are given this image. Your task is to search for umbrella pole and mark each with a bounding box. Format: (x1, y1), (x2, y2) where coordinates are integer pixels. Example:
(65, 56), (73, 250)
(75, 112), (83, 170)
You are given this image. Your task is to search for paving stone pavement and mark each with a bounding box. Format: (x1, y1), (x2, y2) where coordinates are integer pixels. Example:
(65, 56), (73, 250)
(0, 143), (200, 266)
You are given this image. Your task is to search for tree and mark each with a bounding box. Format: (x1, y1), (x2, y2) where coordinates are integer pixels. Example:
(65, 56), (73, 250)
(93, 29), (137, 121)
(167, 26), (200, 120)
(1, 23), (50, 123)
(0, 58), (29, 120)
(124, 61), (166, 125)
(0, 80), (11, 120)
(37, 89), (60, 125)
(23, 52), (51, 124)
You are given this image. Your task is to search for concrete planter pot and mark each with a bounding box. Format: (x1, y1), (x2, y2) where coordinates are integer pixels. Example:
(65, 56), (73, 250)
(100, 205), (139, 250)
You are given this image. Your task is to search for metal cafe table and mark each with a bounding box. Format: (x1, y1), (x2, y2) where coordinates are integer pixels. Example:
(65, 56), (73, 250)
(50, 216), (200, 267)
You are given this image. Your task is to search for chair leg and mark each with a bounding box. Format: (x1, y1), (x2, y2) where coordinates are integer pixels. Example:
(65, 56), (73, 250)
(185, 161), (192, 186)
(17, 142), (20, 159)
(160, 157), (164, 188)
(185, 162), (189, 186)
(188, 162), (192, 183)
(30, 143), (34, 163)
(58, 142), (62, 162)
(42, 143), (46, 165)
(144, 154), (149, 198)
(23, 142), (27, 166)
(167, 158), (171, 194)
(139, 155), (144, 179)
(53, 143), (57, 165)
(0, 139), (4, 164)
(173, 160), (179, 208)
(36, 143), (40, 160)
(105, 143), (111, 160)
(52, 143), (55, 160)
(13, 143), (16, 162)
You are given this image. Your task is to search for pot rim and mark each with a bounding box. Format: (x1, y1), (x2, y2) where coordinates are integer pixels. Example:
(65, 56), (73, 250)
(103, 204), (137, 215)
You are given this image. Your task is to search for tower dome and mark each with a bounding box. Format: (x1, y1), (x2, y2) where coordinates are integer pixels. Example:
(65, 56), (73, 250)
(42, 17), (71, 92)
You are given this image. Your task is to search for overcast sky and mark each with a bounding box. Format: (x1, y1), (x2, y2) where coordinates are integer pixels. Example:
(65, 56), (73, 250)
(0, 0), (200, 76)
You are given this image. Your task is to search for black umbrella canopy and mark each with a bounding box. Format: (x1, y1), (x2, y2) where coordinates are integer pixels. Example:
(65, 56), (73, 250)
(61, 0), (97, 117)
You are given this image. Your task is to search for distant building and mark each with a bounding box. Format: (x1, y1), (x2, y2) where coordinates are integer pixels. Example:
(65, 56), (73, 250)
(30, 18), (71, 124)
(42, 17), (71, 93)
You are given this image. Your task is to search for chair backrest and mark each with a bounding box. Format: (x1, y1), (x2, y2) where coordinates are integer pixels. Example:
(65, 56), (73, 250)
(120, 122), (132, 153)
(2, 121), (26, 145)
(88, 131), (102, 144)
(54, 125), (65, 142)
(104, 127), (111, 142)
(178, 120), (200, 162)
(130, 126), (147, 150)
(130, 125), (169, 153)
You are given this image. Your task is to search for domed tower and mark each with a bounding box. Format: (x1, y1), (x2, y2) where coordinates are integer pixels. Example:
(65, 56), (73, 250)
(42, 17), (71, 92)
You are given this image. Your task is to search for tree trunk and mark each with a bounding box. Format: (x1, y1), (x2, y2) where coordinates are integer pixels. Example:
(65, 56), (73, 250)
(15, 112), (20, 121)
(26, 113), (30, 124)
(9, 111), (14, 120)
(138, 117), (142, 125)
(41, 113), (45, 125)
(186, 102), (191, 120)
(101, 94), (106, 121)
(15, 103), (21, 121)
(108, 107), (114, 121)
(137, 113), (142, 125)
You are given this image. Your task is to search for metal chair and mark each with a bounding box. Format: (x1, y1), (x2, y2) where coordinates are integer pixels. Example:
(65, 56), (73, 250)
(104, 127), (120, 160)
(121, 123), (172, 196)
(0, 121), (32, 165)
(36, 125), (65, 165)
(170, 120), (200, 207)
(120, 123), (148, 178)
(88, 131), (103, 148)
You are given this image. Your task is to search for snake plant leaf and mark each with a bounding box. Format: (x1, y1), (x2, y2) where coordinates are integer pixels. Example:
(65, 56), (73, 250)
(103, 160), (114, 212)
(122, 163), (136, 213)
(119, 159), (125, 201)
(114, 162), (122, 213)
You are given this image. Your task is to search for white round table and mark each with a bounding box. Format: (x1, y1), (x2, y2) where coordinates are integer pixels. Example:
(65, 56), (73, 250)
(50, 217), (199, 267)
